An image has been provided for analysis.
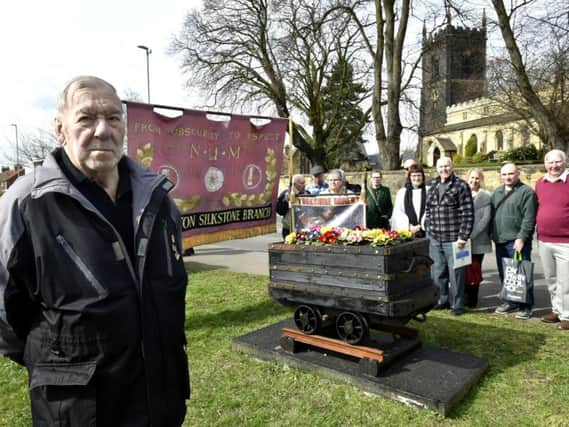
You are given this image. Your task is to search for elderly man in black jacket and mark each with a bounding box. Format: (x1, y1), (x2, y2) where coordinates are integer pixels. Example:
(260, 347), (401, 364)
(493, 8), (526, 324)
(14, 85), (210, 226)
(0, 76), (190, 426)
(276, 174), (307, 238)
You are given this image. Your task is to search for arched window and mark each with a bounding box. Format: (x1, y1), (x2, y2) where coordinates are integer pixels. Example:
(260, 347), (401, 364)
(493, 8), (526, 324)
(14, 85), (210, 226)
(495, 130), (504, 151)
(433, 146), (441, 166)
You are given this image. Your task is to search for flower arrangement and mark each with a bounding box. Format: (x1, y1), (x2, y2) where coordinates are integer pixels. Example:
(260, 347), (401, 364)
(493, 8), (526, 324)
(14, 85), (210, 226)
(284, 225), (414, 247)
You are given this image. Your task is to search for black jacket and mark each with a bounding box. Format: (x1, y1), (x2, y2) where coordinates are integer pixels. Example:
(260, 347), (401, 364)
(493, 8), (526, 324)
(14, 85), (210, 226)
(0, 150), (190, 426)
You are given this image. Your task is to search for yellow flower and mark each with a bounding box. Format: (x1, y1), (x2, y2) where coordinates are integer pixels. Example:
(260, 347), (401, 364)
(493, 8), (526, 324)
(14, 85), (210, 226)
(284, 232), (297, 244)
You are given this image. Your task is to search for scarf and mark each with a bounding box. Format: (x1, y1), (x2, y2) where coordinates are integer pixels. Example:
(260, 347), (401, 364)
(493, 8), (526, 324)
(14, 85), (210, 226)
(403, 181), (426, 226)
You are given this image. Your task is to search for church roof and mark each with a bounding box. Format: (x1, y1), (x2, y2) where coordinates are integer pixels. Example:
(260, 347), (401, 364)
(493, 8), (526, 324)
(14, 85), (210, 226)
(435, 137), (457, 151)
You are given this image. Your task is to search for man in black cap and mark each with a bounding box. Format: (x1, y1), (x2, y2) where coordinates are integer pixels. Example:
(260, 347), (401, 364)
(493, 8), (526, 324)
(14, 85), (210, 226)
(306, 165), (329, 195)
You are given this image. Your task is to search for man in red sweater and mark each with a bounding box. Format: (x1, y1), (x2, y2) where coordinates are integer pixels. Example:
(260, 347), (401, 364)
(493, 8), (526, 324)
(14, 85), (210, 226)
(536, 149), (569, 330)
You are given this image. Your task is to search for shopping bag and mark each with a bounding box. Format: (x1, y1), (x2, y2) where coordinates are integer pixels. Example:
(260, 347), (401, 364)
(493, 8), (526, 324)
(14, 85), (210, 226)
(499, 251), (534, 303)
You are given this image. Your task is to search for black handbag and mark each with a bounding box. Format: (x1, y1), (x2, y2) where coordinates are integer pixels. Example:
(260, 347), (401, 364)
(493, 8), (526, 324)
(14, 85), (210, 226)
(499, 251), (534, 303)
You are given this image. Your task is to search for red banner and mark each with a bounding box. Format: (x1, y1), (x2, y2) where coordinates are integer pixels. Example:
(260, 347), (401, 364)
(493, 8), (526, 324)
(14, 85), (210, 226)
(125, 102), (287, 247)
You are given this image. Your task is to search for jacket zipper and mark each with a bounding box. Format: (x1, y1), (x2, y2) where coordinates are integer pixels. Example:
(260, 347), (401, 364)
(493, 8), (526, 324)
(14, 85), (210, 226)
(47, 176), (169, 364)
(163, 222), (173, 277)
(56, 235), (109, 297)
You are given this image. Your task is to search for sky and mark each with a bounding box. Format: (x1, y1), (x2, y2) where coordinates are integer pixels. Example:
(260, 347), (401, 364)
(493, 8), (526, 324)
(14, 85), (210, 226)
(0, 0), (203, 162)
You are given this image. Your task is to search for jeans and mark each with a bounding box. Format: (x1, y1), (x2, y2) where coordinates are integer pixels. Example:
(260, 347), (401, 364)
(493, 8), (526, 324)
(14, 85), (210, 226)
(429, 236), (465, 311)
(495, 240), (534, 309)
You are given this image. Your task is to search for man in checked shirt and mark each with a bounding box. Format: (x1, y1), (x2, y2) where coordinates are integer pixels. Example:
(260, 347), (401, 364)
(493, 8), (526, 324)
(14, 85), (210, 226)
(425, 157), (474, 316)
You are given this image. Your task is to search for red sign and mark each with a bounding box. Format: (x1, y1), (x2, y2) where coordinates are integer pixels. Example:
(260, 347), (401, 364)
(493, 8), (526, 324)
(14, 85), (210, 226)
(125, 102), (287, 247)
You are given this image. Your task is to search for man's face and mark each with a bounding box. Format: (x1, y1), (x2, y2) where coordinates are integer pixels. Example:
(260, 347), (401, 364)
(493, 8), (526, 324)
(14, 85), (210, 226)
(55, 84), (125, 178)
(293, 178), (305, 193)
(436, 158), (453, 180)
(545, 153), (566, 178)
(500, 164), (519, 187)
(371, 173), (382, 189)
(313, 173), (324, 185)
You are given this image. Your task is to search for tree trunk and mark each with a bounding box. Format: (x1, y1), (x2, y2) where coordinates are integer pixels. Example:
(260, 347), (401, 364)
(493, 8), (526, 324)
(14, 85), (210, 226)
(492, 0), (567, 151)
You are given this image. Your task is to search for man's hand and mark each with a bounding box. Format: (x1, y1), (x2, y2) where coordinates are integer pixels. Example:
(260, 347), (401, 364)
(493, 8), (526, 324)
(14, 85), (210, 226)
(456, 238), (467, 249)
(514, 238), (524, 252)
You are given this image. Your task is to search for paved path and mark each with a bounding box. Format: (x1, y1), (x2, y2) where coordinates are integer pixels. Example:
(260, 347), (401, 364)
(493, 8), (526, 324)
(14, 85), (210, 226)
(185, 230), (552, 320)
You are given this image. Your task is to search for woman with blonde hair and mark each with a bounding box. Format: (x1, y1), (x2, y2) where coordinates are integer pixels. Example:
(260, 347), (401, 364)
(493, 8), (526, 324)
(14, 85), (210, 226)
(465, 168), (493, 308)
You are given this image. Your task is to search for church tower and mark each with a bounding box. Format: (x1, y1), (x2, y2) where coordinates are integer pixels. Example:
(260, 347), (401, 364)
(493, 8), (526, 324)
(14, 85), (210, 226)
(419, 9), (487, 137)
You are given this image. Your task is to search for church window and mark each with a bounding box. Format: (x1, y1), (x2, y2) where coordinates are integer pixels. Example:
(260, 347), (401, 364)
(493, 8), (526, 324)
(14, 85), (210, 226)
(462, 112), (468, 120)
(432, 57), (439, 79)
(495, 130), (504, 151)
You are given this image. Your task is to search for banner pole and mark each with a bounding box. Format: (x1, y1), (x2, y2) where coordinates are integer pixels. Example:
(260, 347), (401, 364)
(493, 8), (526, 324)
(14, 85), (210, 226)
(288, 117), (296, 204)
(360, 167), (368, 203)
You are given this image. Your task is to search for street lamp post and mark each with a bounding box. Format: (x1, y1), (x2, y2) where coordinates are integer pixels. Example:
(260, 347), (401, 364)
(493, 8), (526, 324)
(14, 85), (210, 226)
(137, 45), (152, 103)
(10, 123), (19, 166)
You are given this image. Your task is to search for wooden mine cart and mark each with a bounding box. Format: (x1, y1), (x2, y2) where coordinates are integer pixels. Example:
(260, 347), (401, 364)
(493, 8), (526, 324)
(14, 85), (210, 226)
(269, 238), (438, 345)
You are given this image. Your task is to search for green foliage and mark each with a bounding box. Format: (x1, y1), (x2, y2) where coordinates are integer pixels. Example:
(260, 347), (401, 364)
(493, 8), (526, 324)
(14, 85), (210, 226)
(503, 144), (539, 161)
(2, 269), (569, 426)
(464, 136), (478, 158)
(321, 56), (369, 169)
(453, 153), (464, 165)
(471, 152), (489, 163)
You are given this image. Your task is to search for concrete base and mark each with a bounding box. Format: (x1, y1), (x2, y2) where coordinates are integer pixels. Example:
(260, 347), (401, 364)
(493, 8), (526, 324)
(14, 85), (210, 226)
(233, 319), (489, 416)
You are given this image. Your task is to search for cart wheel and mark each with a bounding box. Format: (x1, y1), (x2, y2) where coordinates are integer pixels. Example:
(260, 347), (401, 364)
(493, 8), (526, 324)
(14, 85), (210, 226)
(294, 305), (321, 335)
(336, 312), (369, 345)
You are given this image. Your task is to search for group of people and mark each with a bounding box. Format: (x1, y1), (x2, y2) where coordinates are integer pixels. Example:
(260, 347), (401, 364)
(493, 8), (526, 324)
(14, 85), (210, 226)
(2, 74), (566, 425)
(278, 152), (569, 330)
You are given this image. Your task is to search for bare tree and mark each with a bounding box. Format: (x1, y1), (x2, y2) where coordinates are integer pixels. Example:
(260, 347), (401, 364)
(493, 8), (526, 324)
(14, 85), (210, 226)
(122, 89), (144, 103)
(3, 128), (57, 165)
(489, 0), (569, 150)
(325, 0), (426, 169)
(169, 0), (370, 169)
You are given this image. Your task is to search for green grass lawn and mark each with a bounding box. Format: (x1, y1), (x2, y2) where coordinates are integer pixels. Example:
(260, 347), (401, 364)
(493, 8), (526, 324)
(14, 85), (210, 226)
(1, 269), (568, 426)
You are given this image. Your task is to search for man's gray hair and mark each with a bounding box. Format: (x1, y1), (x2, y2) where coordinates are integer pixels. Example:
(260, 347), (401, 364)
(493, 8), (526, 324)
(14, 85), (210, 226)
(292, 174), (304, 184)
(544, 149), (567, 164)
(57, 76), (120, 114)
(436, 156), (453, 167)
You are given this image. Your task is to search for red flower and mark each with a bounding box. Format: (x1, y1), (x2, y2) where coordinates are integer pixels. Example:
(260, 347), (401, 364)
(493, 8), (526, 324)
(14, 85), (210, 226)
(319, 230), (339, 244)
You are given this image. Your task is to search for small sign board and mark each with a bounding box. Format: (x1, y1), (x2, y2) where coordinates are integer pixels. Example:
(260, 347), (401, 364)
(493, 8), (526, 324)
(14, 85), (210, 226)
(291, 195), (365, 231)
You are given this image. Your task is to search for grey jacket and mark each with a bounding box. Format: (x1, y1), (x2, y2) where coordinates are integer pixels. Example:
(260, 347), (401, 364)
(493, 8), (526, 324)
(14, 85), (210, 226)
(470, 190), (493, 254)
